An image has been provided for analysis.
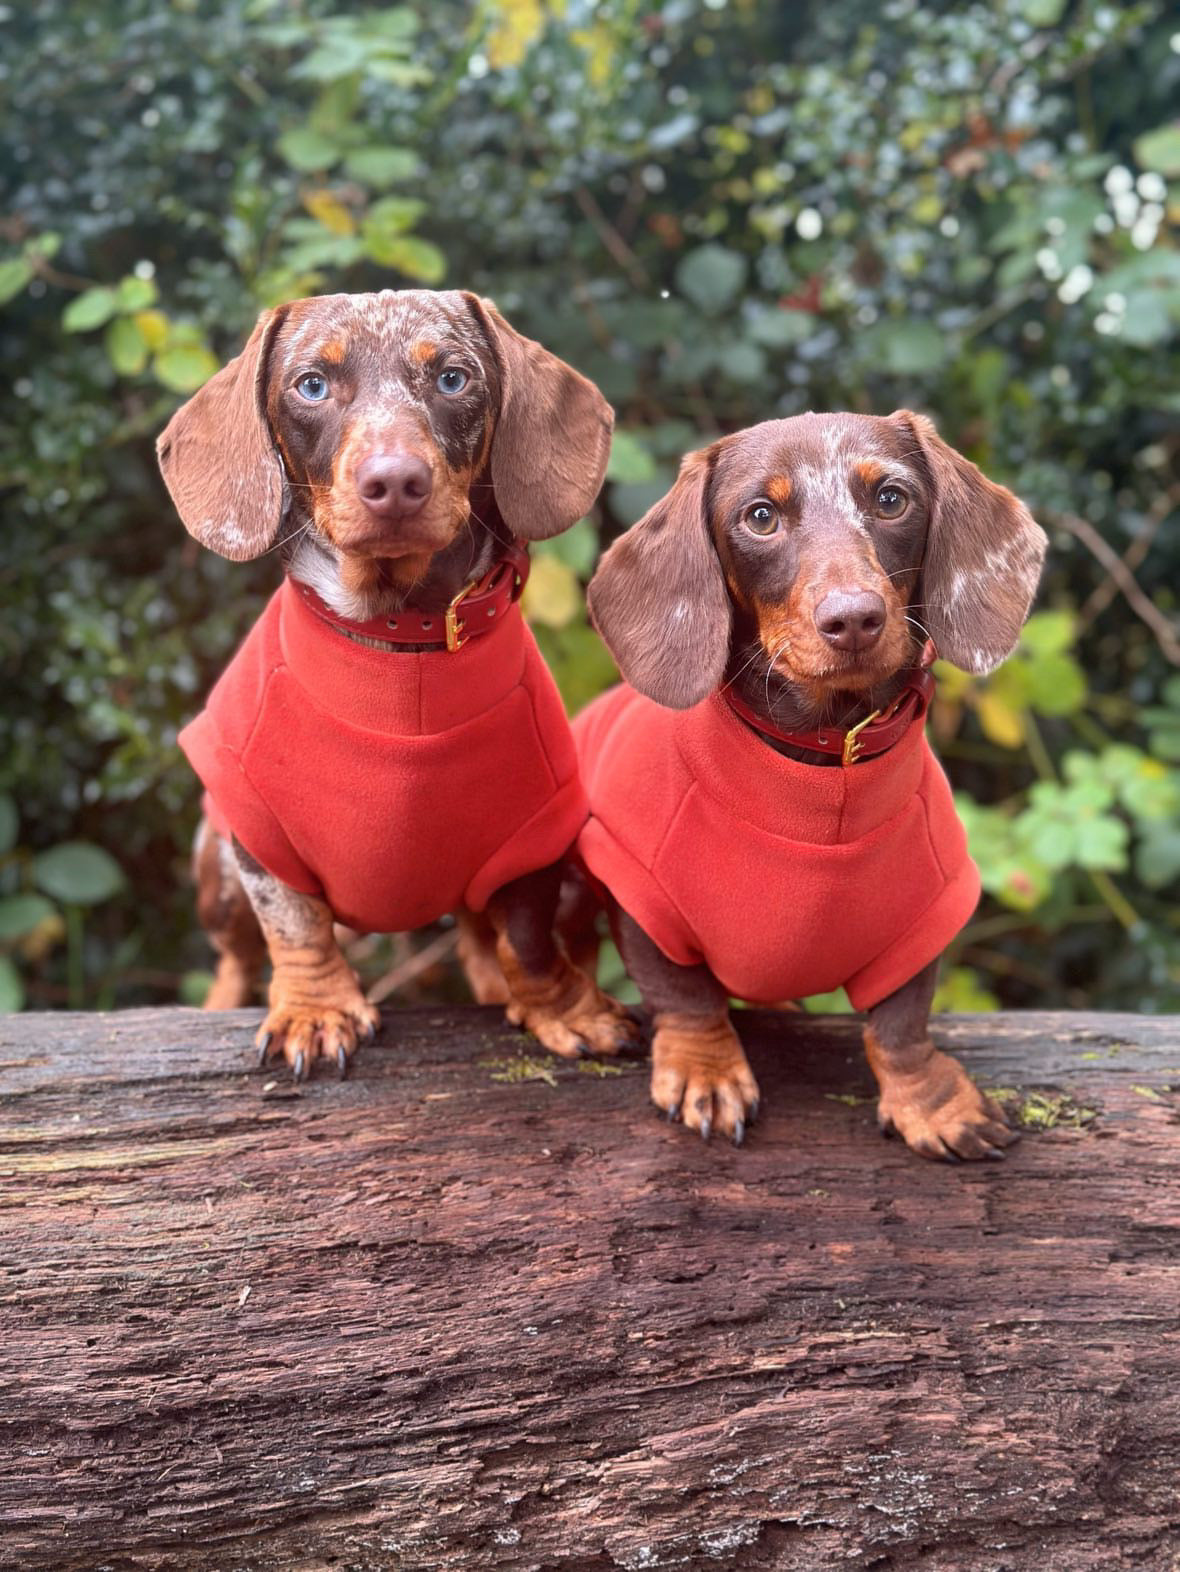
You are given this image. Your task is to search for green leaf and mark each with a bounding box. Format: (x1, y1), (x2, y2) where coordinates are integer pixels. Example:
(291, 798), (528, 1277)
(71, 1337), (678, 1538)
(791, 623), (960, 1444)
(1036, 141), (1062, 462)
(153, 343), (219, 393)
(62, 287), (119, 333)
(1119, 292), (1175, 348)
(116, 275), (158, 312)
(343, 146), (420, 186)
(33, 842), (125, 905)
(606, 430), (657, 484)
(180, 970), (214, 1006)
(534, 517), (599, 578)
(1075, 816), (1129, 871)
(1018, 0), (1067, 24)
(0, 957), (23, 1014)
(363, 195), (426, 240)
(0, 255), (33, 305)
(521, 555), (581, 629)
(746, 307), (815, 347)
(675, 244), (748, 313)
(1026, 652), (1087, 716)
(277, 126), (342, 173)
(867, 319), (947, 375)
(718, 340), (768, 382)
(367, 233), (446, 282)
(1134, 124), (1180, 177)
(0, 894), (56, 942)
(105, 315), (149, 376)
(1019, 609), (1076, 656)
(0, 794), (17, 856)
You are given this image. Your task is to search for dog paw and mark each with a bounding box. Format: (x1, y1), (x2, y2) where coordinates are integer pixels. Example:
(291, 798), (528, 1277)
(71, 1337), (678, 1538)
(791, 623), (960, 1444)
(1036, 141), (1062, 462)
(650, 1015), (760, 1145)
(876, 1047), (1017, 1162)
(256, 973), (379, 1081)
(507, 957), (643, 1060)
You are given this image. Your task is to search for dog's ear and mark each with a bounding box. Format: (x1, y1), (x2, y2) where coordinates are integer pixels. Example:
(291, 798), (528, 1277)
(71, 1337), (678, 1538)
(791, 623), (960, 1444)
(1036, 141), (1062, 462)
(891, 410), (1047, 674)
(587, 449), (731, 709)
(157, 308), (289, 561)
(462, 294), (613, 540)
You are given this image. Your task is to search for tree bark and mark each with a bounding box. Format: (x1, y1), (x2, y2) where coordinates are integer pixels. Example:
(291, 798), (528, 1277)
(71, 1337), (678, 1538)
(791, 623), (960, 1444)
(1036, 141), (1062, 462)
(1, 1006), (1178, 1570)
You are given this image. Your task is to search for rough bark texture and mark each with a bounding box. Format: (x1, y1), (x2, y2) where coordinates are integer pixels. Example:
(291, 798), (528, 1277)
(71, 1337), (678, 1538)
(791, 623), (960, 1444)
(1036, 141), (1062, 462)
(1, 1006), (1179, 1571)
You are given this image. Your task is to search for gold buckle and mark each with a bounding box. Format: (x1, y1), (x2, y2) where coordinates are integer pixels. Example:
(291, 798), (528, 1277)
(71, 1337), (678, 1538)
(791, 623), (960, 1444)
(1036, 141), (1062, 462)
(445, 579), (477, 653)
(842, 708), (881, 766)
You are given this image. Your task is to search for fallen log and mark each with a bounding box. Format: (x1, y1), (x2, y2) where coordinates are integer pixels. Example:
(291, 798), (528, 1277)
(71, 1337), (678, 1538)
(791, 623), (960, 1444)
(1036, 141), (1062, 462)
(1, 1006), (1178, 1570)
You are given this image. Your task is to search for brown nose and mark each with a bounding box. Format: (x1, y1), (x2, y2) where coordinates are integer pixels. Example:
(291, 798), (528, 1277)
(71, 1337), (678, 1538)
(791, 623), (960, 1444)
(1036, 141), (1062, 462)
(815, 589), (887, 653)
(356, 452), (433, 520)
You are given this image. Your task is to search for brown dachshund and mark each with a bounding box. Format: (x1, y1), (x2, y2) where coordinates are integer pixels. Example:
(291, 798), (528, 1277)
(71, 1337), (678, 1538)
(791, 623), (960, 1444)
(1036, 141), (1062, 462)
(159, 288), (639, 1078)
(577, 411), (1047, 1160)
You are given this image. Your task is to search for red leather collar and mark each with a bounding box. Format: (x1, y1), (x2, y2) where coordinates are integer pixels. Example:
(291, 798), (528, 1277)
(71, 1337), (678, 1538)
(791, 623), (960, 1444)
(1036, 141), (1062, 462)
(725, 644), (937, 766)
(295, 541), (530, 651)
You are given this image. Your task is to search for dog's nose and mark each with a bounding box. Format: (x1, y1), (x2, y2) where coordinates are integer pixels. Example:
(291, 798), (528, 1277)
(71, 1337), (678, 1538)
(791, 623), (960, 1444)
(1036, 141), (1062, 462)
(815, 590), (887, 652)
(356, 452), (433, 520)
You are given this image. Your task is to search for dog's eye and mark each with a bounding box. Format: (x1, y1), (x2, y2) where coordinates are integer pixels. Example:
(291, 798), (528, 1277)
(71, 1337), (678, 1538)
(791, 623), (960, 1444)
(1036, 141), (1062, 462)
(875, 486), (908, 519)
(745, 502), (779, 536)
(437, 367), (469, 395)
(294, 373), (329, 403)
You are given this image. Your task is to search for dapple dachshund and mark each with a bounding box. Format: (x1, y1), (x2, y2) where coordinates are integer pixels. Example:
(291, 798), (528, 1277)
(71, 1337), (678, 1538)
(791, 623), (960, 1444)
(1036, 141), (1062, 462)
(158, 288), (639, 1079)
(576, 412), (1047, 1160)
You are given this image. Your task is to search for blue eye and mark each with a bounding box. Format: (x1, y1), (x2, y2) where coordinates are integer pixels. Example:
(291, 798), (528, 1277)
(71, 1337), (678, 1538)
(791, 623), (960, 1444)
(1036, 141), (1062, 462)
(295, 373), (329, 402)
(437, 367), (469, 395)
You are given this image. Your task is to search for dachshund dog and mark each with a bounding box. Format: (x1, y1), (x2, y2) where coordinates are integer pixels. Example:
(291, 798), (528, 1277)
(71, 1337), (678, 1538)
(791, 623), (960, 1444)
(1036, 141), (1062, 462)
(159, 288), (639, 1078)
(576, 411), (1047, 1160)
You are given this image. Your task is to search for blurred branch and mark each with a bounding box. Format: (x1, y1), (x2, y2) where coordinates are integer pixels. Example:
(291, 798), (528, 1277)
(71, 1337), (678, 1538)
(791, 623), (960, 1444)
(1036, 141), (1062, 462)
(573, 186), (651, 291)
(1076, 483), (1180, 631)
(1054, 509), (1180, 665)
(367, 928), (458, 1005)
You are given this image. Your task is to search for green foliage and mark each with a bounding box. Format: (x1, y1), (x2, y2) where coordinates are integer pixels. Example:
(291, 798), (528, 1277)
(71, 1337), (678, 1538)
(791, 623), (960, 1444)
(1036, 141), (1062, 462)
(2, 0), (1179, 1013)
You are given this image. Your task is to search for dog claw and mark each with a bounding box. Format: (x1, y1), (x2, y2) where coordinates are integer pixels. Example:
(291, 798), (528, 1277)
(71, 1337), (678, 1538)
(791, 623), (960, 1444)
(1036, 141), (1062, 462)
(665, 1102), (680, 1122)
(292, 1050), (306, 1083)
(256, 1034), (272, 1067)
(748, 1098), (760, 1123)
(336, 1046), (349, 1080)
(732, 1118), (745, 1147)
(699, 1116), (712, 1142)
(362, 1020), (377, 1043)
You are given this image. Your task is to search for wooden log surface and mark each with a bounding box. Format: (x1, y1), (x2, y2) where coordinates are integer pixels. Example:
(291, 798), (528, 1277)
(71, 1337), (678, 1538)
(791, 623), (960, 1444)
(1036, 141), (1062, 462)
(1, 1006), (1179, 1571)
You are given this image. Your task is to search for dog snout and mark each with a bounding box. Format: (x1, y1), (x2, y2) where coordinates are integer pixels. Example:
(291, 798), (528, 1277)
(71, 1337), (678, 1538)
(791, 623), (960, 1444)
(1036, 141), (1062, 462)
(356, 451), (433, 521)
(814, 589), (887, 653)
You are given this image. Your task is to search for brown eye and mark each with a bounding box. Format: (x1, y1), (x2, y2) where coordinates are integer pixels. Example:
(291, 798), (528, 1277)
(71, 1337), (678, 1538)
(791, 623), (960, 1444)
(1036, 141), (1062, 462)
(876, 486), (908, 519)
(745, 501), (779, 536)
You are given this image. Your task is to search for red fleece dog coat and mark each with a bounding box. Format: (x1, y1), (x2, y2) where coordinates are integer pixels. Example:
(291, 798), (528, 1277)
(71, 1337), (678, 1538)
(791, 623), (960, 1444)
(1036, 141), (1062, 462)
(180, 579), (588, 933)
(574, 684), (980, 1009)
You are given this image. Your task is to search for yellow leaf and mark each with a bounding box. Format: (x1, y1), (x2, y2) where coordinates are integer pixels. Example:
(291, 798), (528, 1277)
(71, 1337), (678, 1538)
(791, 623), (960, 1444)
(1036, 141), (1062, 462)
(133, 309), (171, 349)
(484, 0), (546, 69)
(570, 23), (614, 86)
(521, 555), (580, 630)
(976, 691), (1026, 749)
(302, 188), (356, 237)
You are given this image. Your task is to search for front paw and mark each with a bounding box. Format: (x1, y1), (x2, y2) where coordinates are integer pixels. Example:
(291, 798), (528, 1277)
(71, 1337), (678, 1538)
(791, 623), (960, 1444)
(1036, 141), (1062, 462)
(507, 956), (642, 1060)
(256, 971), (379, 1081)
(650, 1014), (760, 1145)
(875, 1046), (1017, 1162)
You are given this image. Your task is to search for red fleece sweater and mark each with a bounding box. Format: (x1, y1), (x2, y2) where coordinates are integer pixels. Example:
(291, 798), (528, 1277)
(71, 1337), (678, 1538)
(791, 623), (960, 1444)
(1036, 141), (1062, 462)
(574, 685), (980, 1010)
(180, 579), (587, 933)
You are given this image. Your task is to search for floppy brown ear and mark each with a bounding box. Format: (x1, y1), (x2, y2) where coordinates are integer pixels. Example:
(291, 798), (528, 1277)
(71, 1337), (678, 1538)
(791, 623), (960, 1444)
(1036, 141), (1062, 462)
(892, 410), (1048, 674)
(587, 449), (732, 709)
(156, 308), (289, 561)
(463, 294), (613, 540)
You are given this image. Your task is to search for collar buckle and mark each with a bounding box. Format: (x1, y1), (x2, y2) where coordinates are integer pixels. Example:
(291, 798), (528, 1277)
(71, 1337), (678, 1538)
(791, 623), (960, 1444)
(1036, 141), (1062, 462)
(445, 579), (477, 653)
(842, 707), (882, 766)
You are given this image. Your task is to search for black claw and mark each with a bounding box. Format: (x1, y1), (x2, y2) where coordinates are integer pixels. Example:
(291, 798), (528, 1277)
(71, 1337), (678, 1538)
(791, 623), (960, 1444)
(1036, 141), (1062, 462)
(665, 1102), (680, 1122)
(573, 1040), (590, 1059)
(984, 1146), (1007, 1161)
(732, 1118), (746, 1147)
(878, 1120), (896, 1139)
(293, 1050), (306, 1083)
(337, 1046), (350, 1080)
(942, 1149), (963, 1164)
(699, 1117), (712, 1142)
(256, 1035), (272, 1068)
(749, 1099), (760, 1123)
(362, 1020), (377, 1043)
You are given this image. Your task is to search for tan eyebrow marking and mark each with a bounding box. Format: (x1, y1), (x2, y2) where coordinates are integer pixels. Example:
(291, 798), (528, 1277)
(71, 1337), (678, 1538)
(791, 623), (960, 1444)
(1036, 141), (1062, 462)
(765, 474), (792, 507)
(853, 459), (888, 488)
(410, 339), (439, 364)
(319, 339), (347, 364)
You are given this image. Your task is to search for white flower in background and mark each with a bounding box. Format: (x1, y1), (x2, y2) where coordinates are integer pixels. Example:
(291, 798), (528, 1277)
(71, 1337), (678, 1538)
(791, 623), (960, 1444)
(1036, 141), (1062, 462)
(1058, 265), (1094, 304)
(795, 207), (823, 240)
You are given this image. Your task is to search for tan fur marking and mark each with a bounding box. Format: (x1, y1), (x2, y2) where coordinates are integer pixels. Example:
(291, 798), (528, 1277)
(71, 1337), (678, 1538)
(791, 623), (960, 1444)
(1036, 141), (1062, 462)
(410, 339), (438, 364)
(766, 474), (792, 507)
(319, 338), (347, 364)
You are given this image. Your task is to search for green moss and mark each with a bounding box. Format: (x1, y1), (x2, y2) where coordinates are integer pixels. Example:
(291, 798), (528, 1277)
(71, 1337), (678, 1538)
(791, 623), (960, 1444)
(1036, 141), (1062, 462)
(477, 1054), (559, 1088)
(987, 1086), (1097, 1131)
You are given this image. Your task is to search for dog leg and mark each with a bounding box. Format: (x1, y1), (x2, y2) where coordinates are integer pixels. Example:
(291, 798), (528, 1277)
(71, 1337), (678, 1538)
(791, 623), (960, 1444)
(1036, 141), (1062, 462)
(864, 959), (1017, 1161)
(455, 907), (511, 1006)
(232, 841), (379, 1080)
(194, 819), (267, 1009)
(614, 904), (759, 1143)
(487, 861), (641, 1060)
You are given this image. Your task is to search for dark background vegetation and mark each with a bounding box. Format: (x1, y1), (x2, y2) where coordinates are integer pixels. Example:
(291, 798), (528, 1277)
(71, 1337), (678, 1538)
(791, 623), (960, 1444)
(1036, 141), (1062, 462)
(2, 0), (1178, 1015)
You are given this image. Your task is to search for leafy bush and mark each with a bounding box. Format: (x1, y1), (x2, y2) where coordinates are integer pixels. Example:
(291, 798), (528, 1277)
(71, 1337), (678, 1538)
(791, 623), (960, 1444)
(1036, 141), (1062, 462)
(2, 0), (1178, 1011)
